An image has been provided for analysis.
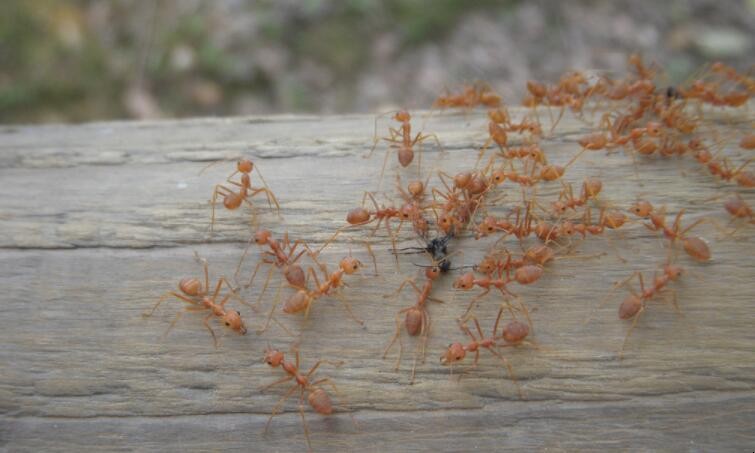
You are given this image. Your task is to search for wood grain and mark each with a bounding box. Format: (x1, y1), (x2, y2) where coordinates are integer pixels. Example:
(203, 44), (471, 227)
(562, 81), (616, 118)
(1, 109), (754, 452)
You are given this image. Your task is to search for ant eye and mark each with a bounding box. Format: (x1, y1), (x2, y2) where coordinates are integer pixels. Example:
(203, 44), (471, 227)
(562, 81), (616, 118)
(225, 322), (230, 326)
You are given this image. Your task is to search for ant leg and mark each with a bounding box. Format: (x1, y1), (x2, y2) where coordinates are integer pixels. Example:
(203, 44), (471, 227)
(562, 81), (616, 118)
(463, 288), (491, 319)
(377, 144), (394, 191)
(584, 271), (640, 326)
(209, 185), (232, 233)
(383, 277), (416, 298)
(334, 291), (364, 326)
(364, 241), (378, 276)
(234, 237), (256, 285)
(258, 277), (283, 335)
(310, 378), (360, 430)
(298, 389), (312, 452)
(203, 313), (219, 348)
(619, 307), (645, 360)
(256, 264), (276, 308)
(492, 304), (506, 334)
(516, 297), (534, 334)
(488, 347), (523, 399)
(144, 291), (197, 318)
(264, 383), (299, 434)
(384, 308), (411, 368)
(385, 219), (400, 269)
(410, 310), (430, 384)
(253, 166), (282, 217)
(261, 375), (294, 392)
(250, 187), (281, 214)
(246, 259), (265, 290)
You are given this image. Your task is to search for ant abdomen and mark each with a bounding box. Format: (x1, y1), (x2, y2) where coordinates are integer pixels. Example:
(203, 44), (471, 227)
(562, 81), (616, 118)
(283, 265), (306, 287)
(405, 308), (423, 336)
(619, 295), (642, 320)
(308, 388), (333, 415)
(283, 290), (310, 314)
(179, 278), (202, 296)
(502, 321), (529, 344)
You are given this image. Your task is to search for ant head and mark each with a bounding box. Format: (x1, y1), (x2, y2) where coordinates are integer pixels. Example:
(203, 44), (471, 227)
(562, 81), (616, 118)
(438, 213), (453, 230)
(665, 264), (683, 280)
(629, 200), (653, 218)
(646, 122), (662, 137)
(561, 221), (575, 236)
(264, 348), (285, 367)
(237, 159), (253, 174)
(476, 255), (497, 274)
(394, 110), (410, 122)
(488, 108), (508, 124)
(478, 217), (496, 236)
(254, 229), (272, 245)
(222, 310), (247, 335)
(527, 123), (542, 135)
(399, 203), (415, 220)
(346, 207), (371, 225)
(501, 320), (529, 344)
(552, 201), (567, 215)
(688, 137), (703, 151)
(340, 256), (361, 274)
(179, 278), (203, 296)
(491, 170), (505, 185)
(440, 343), (466, 365)
(453, 272), (475, 290)
(425, 265), (441, 280)
(526, 80), (547, 98)
(407, 180), (424, 198)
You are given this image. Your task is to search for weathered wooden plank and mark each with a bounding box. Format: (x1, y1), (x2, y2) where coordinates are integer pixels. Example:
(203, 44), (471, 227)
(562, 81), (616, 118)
(1, 109), (754, 451)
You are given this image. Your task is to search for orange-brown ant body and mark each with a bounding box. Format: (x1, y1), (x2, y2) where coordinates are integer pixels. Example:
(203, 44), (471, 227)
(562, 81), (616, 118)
(210, 159), (280, 232)
(262, 346), (355, 451)
(145, 257), (248, 346)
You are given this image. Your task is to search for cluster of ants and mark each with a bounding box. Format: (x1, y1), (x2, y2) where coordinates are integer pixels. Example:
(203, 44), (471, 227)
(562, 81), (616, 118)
(145, 55), (753, 451)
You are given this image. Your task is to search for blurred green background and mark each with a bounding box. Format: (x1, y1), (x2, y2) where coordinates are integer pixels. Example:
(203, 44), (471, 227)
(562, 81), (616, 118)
(1, 0), (753, 124)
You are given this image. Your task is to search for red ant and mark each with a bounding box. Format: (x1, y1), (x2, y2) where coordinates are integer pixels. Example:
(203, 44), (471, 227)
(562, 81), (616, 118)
(473, 248), (545, 286)
(366, 110), (443, 186)
(145, 255), (248, 347)
(440, 306), (525, 397)
(551, 178), (602, 215)
(706, 157), (755, 187)
(323, 191), (402, 261)
(382, 261), (447, 383)
(281, 251), (365, 326)
(433, 82), (501, 109)
(453, 265), (531, 327)
(234, 229), (310, 332)
(604, 258), (686, 358)
(262, 345), (356, 451)
(209, 159), (280, 232)
(629, 201), (711, 261)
